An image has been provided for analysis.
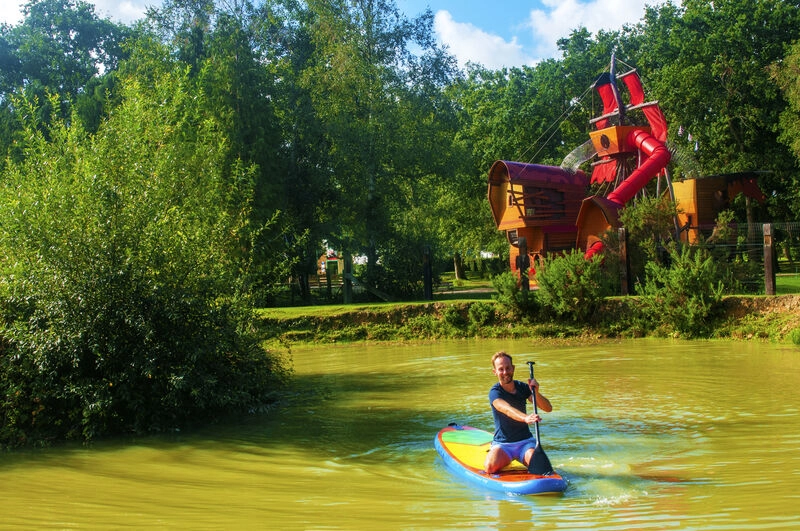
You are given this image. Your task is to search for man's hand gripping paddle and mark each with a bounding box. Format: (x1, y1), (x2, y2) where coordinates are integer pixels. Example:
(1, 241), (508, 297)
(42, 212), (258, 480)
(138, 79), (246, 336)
(526, 361), (554, 476)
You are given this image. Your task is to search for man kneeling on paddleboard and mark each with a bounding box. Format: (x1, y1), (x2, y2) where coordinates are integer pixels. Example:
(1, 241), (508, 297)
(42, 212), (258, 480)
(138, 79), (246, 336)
(485, 351), (553, 474)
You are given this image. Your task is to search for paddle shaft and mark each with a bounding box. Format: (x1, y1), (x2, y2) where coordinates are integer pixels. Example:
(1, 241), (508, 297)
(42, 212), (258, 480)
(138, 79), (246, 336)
(526, 361), (541, 443)
(526, 360), (554, 475)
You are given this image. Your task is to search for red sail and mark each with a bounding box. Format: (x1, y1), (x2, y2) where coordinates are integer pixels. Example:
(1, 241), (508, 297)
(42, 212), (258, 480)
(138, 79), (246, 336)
(619, 70), (645, 105)
(641, 104), (668, 143)
(591, 159), (617, 184)
(620, 70), (668, 143)
(593, 73), (618, 129)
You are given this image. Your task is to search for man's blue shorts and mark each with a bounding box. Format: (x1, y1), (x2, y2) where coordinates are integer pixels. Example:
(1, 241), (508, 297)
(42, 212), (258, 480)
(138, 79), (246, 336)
(492, 436), (537, 463)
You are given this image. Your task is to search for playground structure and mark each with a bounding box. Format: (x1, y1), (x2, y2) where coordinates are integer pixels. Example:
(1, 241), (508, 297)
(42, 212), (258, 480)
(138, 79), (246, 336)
(487, 56), (766, 282)
(672, 172), (767, 244)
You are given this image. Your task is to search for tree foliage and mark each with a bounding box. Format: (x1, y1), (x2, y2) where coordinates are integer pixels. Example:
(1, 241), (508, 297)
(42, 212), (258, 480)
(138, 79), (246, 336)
(300, 0), (460, 289)
(635, 0), (800, 219)
(0, 42), (289, 446)
(773, 38), (800, 165)
(0, 0), (131, 162)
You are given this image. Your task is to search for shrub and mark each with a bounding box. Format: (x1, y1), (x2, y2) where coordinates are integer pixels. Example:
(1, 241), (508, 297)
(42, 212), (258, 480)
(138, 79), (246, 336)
(0, 67), (289, 446)
(702, 210), (764, 295)
(535, 250), (613, 322)
(467, 302), (496, 335)
(468, 302), (496, 328)
(442, 304), (467, 329)
(635, 243), (725, 337)
(491, 271), (538, 315)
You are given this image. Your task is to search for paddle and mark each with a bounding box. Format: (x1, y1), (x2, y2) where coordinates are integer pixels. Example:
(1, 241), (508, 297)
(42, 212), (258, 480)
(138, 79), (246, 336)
(526, 361), (554, 476)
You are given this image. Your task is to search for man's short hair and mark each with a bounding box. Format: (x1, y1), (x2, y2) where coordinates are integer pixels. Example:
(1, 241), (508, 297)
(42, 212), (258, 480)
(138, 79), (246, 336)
(491, 351), (513, 367)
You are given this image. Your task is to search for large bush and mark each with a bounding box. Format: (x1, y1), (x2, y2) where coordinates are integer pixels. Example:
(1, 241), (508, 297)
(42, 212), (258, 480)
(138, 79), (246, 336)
(491, 271), (538, 315)
(0, 58), (289, 446)
(535, 250), (615, 322)
(635, 243), (725, 337)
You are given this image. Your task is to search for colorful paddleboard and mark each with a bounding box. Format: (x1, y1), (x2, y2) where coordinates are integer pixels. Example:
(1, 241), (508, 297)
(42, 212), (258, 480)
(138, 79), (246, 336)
(434, 424), (567, 495)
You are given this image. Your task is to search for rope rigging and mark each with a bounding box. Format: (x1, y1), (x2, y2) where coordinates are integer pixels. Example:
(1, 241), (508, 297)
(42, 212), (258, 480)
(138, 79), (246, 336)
(519, 83), (595, 165)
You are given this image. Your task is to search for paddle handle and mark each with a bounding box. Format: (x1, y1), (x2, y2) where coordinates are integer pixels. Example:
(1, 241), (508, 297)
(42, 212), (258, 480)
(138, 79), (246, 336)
(527, 361), (542, 442)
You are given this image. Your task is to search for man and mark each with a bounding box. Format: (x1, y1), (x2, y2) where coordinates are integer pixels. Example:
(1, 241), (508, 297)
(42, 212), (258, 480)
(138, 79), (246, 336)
(484, 351), (552, 474)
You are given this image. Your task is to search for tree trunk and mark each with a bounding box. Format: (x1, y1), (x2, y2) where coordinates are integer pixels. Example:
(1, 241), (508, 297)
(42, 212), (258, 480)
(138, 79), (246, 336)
(297, 273), (310, 301)
(453, 252), (466, 280)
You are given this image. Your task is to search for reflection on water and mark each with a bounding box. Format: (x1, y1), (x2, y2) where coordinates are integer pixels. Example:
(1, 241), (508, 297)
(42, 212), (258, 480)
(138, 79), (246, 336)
(1, 339), (799, 529)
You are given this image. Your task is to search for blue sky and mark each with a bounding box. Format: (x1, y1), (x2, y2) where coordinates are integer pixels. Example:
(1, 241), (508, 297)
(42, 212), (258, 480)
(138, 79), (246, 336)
(1, 0), (661, 69)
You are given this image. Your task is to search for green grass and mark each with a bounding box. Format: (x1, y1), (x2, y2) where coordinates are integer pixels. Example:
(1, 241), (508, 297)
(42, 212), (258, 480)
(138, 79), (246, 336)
(255, 301), (418, 320)
(777, 273), (800, 295)
(434, 271), (494, 298)
(438, 270), (493, 289)
(257, 270), (800, 320)
(257, 272), (497, 319)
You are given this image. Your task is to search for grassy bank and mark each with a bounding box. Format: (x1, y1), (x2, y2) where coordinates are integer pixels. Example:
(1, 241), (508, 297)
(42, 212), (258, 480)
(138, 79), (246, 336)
(256, 273), (800, 345)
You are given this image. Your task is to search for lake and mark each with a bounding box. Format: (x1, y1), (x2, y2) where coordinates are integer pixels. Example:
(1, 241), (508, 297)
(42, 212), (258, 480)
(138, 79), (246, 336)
(2, 338), (798, 529)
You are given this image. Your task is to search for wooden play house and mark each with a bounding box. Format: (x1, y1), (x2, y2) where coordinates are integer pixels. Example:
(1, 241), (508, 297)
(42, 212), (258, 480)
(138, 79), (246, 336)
(672, 173), (768, 243)
(487, 160), (588, 273)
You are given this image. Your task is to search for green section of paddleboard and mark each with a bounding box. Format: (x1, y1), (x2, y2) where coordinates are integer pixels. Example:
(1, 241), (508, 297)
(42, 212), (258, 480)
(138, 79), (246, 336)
(441, 427), (492, 445)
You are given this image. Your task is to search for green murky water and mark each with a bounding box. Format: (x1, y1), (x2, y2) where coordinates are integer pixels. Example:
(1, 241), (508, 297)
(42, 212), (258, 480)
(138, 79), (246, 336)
(2, 339), (799, 529)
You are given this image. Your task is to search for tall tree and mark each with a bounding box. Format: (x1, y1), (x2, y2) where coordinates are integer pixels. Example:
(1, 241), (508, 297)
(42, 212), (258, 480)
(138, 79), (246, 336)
(771, 38), (800, 219)
(252, 0), (336, 301)
(0, 0), (127, 95)
(773, 40), (800, 164)
(0, 0), (130, 160)
(144, 0), (299, 303)
(636, 0), (800, 220)
(302, 0), (458, 292)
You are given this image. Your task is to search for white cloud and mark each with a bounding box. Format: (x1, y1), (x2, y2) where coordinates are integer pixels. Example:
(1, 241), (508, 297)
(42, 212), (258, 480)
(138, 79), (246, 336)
(433, 10), (536, 70)
(0, 2), (24, 26)
(91, 0), (150, 23)
(0, 0), (150, 26)
(528, 0), (653, 58)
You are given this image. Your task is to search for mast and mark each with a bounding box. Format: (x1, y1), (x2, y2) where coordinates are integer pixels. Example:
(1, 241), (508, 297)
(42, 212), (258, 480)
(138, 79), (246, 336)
(609, 51), (626, 125)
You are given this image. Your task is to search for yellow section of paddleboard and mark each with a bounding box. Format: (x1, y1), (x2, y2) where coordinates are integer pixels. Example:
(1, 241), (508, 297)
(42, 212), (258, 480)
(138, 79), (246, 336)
(439, 426), (526, 471)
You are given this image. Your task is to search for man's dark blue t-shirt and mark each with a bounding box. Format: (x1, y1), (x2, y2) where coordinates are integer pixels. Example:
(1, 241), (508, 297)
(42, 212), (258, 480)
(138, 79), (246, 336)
(489, 381), (533, 443)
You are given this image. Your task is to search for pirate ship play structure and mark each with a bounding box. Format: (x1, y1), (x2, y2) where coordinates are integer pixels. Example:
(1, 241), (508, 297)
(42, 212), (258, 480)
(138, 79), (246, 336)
(487, 56), (766, 280)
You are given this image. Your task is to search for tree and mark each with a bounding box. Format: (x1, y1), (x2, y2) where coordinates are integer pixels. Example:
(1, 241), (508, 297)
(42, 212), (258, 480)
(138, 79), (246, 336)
(773, 39), (800, 164)
(635, 0), (800, 221)
(0, 0), (129, 113)
(251, 0), (337, 302)
(0, 0), (128, 94)
(0, 39), (289, 446)
(302, 0), (459, 294)
(0, 0), (131, 162)
(143, 0), (303, 304)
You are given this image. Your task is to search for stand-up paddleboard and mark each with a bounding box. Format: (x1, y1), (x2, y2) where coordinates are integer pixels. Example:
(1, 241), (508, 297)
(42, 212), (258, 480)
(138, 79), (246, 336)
(434, 424), (567, 495)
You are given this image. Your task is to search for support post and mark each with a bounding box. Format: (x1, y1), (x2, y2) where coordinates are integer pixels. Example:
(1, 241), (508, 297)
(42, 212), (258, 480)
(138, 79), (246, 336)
(764, 223), (776, 296)
(343, 251), (353, 304)
(325, 262), (333, 299)
(618, 227), (631, 296)
(516, 237), (530, 297)
(423, 246), (433, 300)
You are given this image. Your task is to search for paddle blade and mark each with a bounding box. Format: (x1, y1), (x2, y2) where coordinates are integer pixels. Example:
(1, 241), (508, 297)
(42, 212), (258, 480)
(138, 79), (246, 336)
(527, 444), (554, 476)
